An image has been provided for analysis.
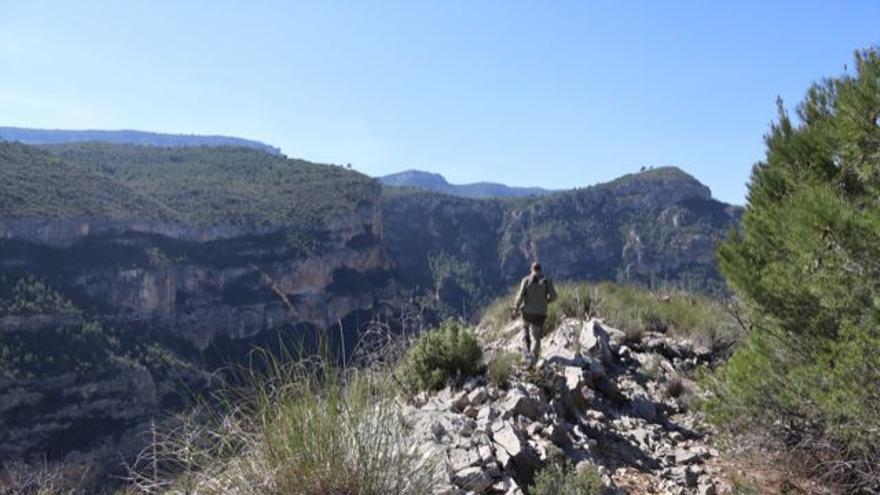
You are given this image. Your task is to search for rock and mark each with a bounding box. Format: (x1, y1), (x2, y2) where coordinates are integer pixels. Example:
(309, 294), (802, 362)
(477, 406), (500, 422)
(526, 422), (543, 437)
(601, 322), (629, 348)
(460, 420), (476, 437)
(451, 466), (494, 493)
(630, 396), (658, 421)
(492, 424), (540, 483)
(544, 423), (572, 447)
(468, 387), (489, 407)
(674, 446), (710, 465)
(463, 405), (480, 419)
(447, 447), (481, 471)
(580, 319), (616, 366)
(493, 425), (527, 459)
(452, 391), (470, 412)
(500, 389), (543, 421)
(432, 421), (449, 441)
(593, 375), (627, 403)
(697, 479), (718, 495)
(477, 444), (495, 465)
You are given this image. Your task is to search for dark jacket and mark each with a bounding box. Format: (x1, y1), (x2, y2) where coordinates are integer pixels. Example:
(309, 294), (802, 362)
(514, 273), (557, 316)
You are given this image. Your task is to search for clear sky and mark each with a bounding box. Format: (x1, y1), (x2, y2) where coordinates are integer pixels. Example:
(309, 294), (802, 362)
(1, 1), (878, 204)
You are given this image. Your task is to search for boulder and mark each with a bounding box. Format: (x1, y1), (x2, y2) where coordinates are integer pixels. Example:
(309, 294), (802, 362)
(468, 387), (489, 407)
(451, 466), (494, 493)
(452, 391), (470, 412)
(580, 319), (616, 367)
(500, 389), (543, 421)
(492, 423), (541, 485)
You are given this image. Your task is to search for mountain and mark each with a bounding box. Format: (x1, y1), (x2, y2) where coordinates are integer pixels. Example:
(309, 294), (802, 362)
(0, 142), (389, 477)
(0, 126), (282, 155)
(384, 166), (742, 316)
(380, 169), (553, 198)
(0, 142), (739, 483)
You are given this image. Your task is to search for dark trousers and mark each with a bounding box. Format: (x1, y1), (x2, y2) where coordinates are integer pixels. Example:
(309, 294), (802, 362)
(521, 313), (546, 366)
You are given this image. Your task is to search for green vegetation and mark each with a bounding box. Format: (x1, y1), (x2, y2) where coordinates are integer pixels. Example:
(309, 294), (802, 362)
(0, 276), (81, 316)
(706, 48), (880, 489)
(0, 318), (195, 380)
(0, 141), (375, 228)
(398, 320), (483, 392)
(481, 281), (740, 348)
(487, 351), (520, 388)
(134, 358), (433, 495)
(0, 142), (166, 220)
(44, 142), (377, 227)
(529, 462), (604, 495)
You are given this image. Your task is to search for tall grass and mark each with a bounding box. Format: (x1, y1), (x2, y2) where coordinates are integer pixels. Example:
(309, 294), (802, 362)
(129, 351), (434, 495)
(480, 281), (741, 349)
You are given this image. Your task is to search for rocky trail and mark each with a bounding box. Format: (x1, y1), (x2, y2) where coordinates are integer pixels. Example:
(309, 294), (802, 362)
(401, 317), (732, 494)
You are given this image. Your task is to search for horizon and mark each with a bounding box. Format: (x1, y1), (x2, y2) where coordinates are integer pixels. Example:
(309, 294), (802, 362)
(2, 1), (879, 205)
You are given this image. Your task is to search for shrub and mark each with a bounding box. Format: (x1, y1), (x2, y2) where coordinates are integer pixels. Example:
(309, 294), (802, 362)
(400, 320), (483, 392)
(530, 462), (604, 495)
(130, 357), (434, 495)
(665, 374), (685, 399)
(487, 351), (520, 388)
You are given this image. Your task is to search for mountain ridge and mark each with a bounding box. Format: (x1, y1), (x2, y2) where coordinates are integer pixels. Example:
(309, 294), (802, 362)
(380, 169), (554, 198)
(0, 126), (282, 156)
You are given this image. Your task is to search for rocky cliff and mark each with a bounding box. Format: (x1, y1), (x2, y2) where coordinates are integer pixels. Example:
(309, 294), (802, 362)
(383, 167), (741, 316)
(0, 142), (392, 478)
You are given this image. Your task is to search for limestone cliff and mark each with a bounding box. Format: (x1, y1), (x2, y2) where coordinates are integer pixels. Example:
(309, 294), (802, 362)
(383, 167), (741, 316)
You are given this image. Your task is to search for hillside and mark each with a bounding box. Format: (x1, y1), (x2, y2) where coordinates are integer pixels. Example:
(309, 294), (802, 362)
(0, 142), (391, 480)
(380, 169), (553, 198)
(383, 166), (742, 315)
(0, 142), (168, 220)
(0, 126), (282, 155)
(40, 142), (375, 227)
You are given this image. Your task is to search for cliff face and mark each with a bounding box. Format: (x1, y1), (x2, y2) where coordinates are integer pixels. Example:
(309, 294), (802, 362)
(0, 189), (387, 345)
(0, 194), (389, 474)
(0, 143), (392, 476)
(382, 167), (741, 316)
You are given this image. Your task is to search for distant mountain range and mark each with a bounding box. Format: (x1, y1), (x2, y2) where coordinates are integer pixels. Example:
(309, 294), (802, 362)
(0, 126), (282, 155)
(380, 169), (554, 198)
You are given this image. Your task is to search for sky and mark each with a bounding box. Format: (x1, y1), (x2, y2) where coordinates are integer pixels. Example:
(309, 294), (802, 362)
(1, 1), (878, 204)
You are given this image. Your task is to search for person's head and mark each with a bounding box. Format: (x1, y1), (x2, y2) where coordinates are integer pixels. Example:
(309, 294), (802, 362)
(530, 262), (542, 274)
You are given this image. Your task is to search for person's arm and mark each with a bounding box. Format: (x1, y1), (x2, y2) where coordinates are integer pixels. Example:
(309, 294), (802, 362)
(546, 278), (558, 303)
(514, 279), (527, 311)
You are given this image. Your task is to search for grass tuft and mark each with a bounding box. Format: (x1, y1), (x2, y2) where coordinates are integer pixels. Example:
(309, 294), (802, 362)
(128, 351), (434, 495)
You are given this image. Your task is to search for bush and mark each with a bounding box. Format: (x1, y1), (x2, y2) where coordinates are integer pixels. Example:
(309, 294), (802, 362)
(530, 462), (604, 495)
(487, 351), (520, 388)
(400, 320), (483, 392)
(707, 48), (880, 489)
(130, 357), (434, 494)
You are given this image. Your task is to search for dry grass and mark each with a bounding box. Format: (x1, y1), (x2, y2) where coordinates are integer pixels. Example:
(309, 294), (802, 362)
(126, 351), (434, 495)
(480, 281), (742, 351)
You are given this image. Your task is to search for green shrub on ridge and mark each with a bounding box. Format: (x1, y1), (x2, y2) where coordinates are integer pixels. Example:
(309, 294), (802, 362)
(400, 320), (483, 392)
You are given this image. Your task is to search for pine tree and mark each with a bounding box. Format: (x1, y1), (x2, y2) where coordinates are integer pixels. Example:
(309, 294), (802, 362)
(709, 48), (880, 490)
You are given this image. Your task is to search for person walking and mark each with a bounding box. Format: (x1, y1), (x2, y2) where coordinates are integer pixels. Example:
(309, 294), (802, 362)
(513, 262), (557, 369)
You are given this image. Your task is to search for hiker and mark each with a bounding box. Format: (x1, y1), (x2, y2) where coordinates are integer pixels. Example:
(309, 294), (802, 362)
(513, 262), (557, 368)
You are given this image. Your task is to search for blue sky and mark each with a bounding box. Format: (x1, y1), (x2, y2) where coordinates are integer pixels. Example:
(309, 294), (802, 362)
(1, 1), (878, 204)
